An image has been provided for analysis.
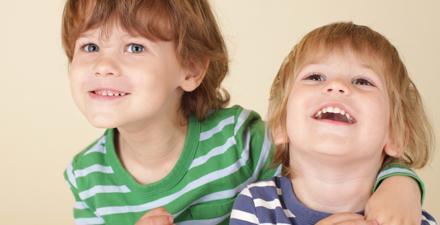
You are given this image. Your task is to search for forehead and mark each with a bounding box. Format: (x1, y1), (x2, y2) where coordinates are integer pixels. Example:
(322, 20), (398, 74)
(77, 22), (141, 41)
(72, 0), (173, 42)
(295, 44), (386, 78)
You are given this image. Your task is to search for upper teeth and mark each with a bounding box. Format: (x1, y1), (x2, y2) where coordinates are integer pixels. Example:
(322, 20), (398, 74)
(315, 106), (353, 122)
(95, 90), (127, 97)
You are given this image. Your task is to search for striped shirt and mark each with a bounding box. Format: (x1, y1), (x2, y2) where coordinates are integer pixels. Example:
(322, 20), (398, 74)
(230, 176), (436, 225)
(64, 106), (279, 225)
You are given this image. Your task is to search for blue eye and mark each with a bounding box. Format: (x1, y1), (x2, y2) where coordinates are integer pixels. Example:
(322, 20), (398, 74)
(304, 73), (325, 81)
(82, 43), (99, 52)
(353, 78), (375, 87)
(127, 43), (145, 53)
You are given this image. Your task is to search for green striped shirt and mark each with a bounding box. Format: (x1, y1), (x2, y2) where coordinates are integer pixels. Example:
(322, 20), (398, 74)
(65, 105), (423, 225)
(65, 106), (278, 225)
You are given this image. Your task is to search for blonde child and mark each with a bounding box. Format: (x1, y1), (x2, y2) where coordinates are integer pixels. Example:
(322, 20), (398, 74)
(61, 1), (425, 224)
(230, 22), (436, 225)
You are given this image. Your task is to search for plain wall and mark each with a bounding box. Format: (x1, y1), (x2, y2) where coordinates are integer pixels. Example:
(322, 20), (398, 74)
(0, 0), (438, 224)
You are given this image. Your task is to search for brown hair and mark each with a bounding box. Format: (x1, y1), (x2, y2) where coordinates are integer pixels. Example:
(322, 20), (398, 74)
(268, 22), (433, 176)
(62, 0), (229, 120)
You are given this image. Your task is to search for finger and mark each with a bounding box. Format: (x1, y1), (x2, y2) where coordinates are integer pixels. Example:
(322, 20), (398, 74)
(335, 219), (378, 225)
(141, 207), (171, 219)
(323, 213), (365, 224)
(316, 213), (365, 225)
(136, 215), (174, 225)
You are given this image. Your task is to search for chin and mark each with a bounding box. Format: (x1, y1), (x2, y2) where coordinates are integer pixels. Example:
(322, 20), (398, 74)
(311, 141), (354, 156)
(87, 115), (119, 129)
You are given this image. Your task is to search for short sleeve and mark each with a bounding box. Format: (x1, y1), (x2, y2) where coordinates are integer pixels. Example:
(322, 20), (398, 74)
(64, 163), (105, 225)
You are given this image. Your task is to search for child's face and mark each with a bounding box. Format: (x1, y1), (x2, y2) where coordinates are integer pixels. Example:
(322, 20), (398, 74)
(69, 24), (190, 128)
(285, 49), (392, 162)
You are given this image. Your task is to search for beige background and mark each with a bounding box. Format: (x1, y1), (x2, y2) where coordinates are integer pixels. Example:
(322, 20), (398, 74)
(0, 0), (438, 224)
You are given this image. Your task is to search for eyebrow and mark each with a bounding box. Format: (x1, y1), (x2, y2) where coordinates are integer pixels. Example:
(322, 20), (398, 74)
(77, 31), (96, 39)
(302, 61), (377, 72)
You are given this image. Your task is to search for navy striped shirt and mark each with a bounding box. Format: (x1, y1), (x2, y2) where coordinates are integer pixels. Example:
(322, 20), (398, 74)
(230, 176), (436, 225)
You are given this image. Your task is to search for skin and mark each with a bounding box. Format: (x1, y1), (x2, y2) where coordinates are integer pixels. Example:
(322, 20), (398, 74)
(282, 49), (406, 223)
(69, 24), (422, 225)
(69, 23), (206, 187)
(135, 208), (175, 225)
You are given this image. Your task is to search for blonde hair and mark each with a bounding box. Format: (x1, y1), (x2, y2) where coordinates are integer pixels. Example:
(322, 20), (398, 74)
(268, 22), (433, 176)
(62, 0), (229, 120)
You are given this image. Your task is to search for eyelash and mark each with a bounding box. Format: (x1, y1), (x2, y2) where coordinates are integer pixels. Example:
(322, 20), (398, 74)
(303, 73), (376, 87)
(352, 78), (375, 87)
(79, 43), (145, 53)
(81, 43), (99, 52)
(126, 43), (145, 53)
(304, 73), (326, 81)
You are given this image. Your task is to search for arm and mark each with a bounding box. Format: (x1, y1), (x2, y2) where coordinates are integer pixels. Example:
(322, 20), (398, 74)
(316, 213), (378, 225)
(232, 107), (278, 181)
(366, 164), (423, 225)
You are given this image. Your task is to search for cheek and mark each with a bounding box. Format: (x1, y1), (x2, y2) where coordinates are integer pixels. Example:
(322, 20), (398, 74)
(361, 95), (391, 141)
(285, 88), (311, 137)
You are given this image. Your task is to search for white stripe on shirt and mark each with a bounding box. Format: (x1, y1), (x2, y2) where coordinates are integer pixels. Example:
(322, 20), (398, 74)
(79, 185), (130, 200)
(377, 167), (417, 178)
(84, 137), (106, 155)
(231, 209), (259, 224)
(189, 136), (236, 169)
(95, 130), (254, 216)
(74, 201), (89, 209)
(234, 110), (251, 135)
(423, 215), (437, 225)
(75, 217), (105, 225)
(254, 198), (282, 210)
(67, 163), (78, 189)
(199, 116), (235, 141)
(74, 164), (114, 178)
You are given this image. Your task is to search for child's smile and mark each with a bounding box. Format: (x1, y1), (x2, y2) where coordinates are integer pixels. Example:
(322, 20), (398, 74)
(68, 23), (192, 129)
(88, 88), (129, 100)
(285, 49), (391, 160)
(312, 104), (356, 125)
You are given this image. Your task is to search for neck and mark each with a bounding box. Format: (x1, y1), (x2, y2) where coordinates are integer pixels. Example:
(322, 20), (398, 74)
(116, 110), (188, 182)
(289, 151), (383, 213)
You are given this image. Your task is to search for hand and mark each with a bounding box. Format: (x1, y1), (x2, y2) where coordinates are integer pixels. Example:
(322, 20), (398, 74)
(135, 207), (175, 225)
(365, 176), (421, 225)
(316, 213), (378, 225)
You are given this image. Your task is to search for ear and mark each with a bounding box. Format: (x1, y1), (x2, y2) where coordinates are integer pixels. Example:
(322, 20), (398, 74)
(272, 125), (289, 145)
(383, 132), (403, 158)
(180, 59), (209, 92)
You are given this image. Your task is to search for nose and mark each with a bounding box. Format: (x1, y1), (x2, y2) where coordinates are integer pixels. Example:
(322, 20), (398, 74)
(93, 55), (120, 77)
(322, 79), (350, 95)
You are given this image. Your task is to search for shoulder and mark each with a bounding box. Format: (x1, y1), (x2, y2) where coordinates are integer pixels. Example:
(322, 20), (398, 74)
(231, 177), (287, 223)
(70, 131), (109, 167)
(64, 130), (110, 189)
(202, 105), (263, 126)
(198, 105), (265, 141)
(240, 177), (280, 199)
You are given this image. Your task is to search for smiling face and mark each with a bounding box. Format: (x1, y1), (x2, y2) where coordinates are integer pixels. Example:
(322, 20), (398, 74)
(69, 24), (193, 129)
(285, 48), (392, 162)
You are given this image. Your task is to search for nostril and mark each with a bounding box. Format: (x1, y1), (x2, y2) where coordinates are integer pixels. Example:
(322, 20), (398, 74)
(327, 88), (333, 92)
(339, 89), (345, 93)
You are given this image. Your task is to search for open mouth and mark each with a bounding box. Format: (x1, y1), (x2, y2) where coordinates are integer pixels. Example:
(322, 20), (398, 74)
(312, 106), (356, 124)
(90, 89), (129, 97)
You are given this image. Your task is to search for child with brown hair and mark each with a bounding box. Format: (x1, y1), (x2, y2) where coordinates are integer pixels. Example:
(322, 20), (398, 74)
(230, 22), (436, 225)
(61, 1), (426, 224)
